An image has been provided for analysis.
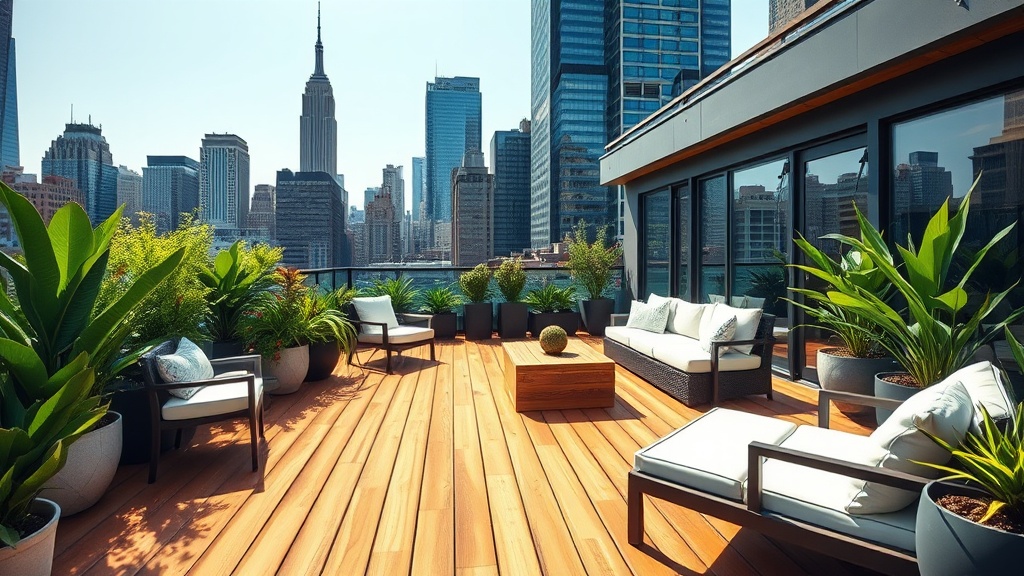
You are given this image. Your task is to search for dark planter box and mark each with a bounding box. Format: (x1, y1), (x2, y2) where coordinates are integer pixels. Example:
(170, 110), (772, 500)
(307, 340), (342, 381)
(498, 302), (529, 339)
(579, 298), (614, 337)
(109, 380), (194, 465)
(430, 312), (458, 339)
(463, 303), (493, 340)
(209, 340), (245, 359)
(529, 311), (579, 338)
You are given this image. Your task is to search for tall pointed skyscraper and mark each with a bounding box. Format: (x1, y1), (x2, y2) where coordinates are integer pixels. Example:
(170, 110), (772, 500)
(299, 3), (337, 176)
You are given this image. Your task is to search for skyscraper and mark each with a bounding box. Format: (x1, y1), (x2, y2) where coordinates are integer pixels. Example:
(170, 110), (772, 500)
(42, 123), (119, 223)
(116, 165), (143, 224)
(491, 120), (532, 256)
(451, 150), (493, 266)
(769, 0), (817, 34)
(365, 191), (401, 264)
(0, 0), (18, 171)
(530, 1), (731, 247)
(276, 169), (347, 268)
(425, 76), (481, 223)
(247, 184), (276, 240)
(411, 156), (425, 221)
(381, 164), (405, 221)
(299, 4), (337, 176)
(143, 155), (200, 232)
(199, 133), (250, 229)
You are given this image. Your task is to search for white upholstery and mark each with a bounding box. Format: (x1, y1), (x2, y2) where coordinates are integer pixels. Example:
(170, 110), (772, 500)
(635, 408), (797, 500)
(618, 327), (671, 357)
(604, 325), (632, 347)
(625, 299), (671, 333)
(356, 325), (434, 345)
(705, 303), (763, 355)
(934, 361), (1014, 433)
(698, 302), (718, 339)
(162, 376), (263, 421)
(672, 299), (707, 339)
(353, 295), (399, 334)
(652, 341), (762, 374)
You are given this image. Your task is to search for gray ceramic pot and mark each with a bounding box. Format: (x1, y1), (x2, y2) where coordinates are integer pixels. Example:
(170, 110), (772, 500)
(873, 372), (920, 424)
(816, 349), (898, 413)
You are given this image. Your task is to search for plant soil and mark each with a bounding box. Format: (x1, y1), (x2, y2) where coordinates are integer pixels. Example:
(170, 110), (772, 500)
(87, 411), (120, 433)
(823, 347), (890, 359)
(937, 494), (1024, 535)
(7, 512), (48, 543)
(880, 373), (920, 388)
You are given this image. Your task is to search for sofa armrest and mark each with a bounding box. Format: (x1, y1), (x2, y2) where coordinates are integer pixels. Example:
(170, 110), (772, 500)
(709, 335), (775, 405)
(817, 390), (905, 428)
(746, 441), (929, 513)
(610, 313), (629, 327)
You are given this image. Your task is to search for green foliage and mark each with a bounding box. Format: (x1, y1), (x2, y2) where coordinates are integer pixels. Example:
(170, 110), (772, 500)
(790, 174), (1024, 386)
(198, 239), (281, 342)
(419, 286), (463, 314)
(363, 276), (419, 313)
(523, 284), (576, 313)
(458, 264), (493, 304)
(494, 258), (527, 303)
(238, 267), (311, 364)
(565, 220), (622, 300)
(747, 250), (788, 317)
(301, 288), (356, 352)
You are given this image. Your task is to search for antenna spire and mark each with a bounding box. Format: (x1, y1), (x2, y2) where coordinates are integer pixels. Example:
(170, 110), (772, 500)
(313, 2), (325, 76)
(317, 2), (321, 43)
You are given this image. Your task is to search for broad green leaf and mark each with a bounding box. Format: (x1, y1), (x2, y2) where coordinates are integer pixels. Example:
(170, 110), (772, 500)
(46, 201), (95, 289)
(0, 184), (60, 302)
(0, 339), (50, 401)
(52, 250), (110, 357)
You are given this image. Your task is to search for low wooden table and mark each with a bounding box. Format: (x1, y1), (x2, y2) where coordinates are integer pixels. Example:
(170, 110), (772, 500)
(502, 338), (615, 412)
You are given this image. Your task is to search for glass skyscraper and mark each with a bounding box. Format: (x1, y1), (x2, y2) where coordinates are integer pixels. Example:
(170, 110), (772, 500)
(0, 0), (18, 171)
(142, 155), (200, 233)
(425, 76), (481, 223)
(411, 156), (425, 221)
(491, 121), (532, 256)
(199, 133), (250, 230)
(42, 123), (119, 223)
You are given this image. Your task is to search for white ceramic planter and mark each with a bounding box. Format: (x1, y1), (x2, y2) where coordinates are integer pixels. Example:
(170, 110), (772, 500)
(40, 411), (123, 516)
(266, 344), (309, 395)
(0, 498), (60, 576)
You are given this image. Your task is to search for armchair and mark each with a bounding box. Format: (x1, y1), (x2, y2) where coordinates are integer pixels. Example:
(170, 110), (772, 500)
(348, 295), (435, 374)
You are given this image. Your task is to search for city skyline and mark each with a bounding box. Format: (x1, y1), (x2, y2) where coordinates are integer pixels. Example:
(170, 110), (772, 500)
(13, 0), (767, 211)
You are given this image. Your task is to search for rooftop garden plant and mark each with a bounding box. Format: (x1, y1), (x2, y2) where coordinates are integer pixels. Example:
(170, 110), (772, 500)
(459, 264), (493, 304)
(494, 258), (527, 303)
(363, 276), (419, 314)
(565, 220), (622, 300)
(198, 239), (281, 343)
(420, 285), (463, 314)
(238, 267), (312, 364)
(301, 288), (356, 350)
(523, 284), (576, 313)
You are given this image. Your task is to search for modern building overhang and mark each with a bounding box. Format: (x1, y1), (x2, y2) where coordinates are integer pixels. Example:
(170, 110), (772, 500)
(600, 0), (1024, 187)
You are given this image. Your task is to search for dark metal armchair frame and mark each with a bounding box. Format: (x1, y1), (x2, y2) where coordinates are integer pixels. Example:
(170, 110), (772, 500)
(347, 312), (436, 375)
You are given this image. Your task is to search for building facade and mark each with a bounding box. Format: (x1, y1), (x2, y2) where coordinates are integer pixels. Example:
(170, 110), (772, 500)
(381, 164), (405, 222)
(0, 0), (17, 171)
(490, 120), (532, 256)
(247, 183), (276, 240)
(411, 156), (425, 221)
(299, 6), (338, 176)
(275, 169), (346, 269)
(451, 150), (494, 266)
(142, 155), (200, 233)
(425, 76), (481, 223)
(41, 123), (118, 223)
(199, 133), (250, 229)
(2, 169), (82, 224)
(116, 165), (143, 224)
(365, 192), (401, 264)
(768, 0), (817, 34)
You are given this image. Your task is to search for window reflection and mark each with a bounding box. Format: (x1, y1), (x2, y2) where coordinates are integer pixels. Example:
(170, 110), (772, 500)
(676, 184), (691, 298)
(699, 175), (726, 303)
(730, 159), (789, 317)
(641, 189), (671, 297)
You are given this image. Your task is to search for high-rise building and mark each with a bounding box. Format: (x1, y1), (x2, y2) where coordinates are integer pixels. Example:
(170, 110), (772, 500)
(769, 0), (817, 34)
(299, 5), (337, 176)
(116, 165), (143, 224)
(425, 76), (481, 223)
(0, 0), (17, 171)
(199, 133), (250, 229)
(2, 169), (82, 225)
(381, 164), (405, 221)
(42, 123), (119, 223)
(365, 192), (401, 264)
(411, 156), (425, 221)
(451, 150), (493, 266)
(530, 1), (730, 247)
(276, 169), (347, 268)
(491, 120), (532, 256)
(143, 155), (200, 233)
(363, 186), (380, 209)
(247, 184), (276, 240)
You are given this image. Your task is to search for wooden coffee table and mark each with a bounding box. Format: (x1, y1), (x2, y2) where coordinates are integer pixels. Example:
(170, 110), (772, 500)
(502, 338), (616, 412)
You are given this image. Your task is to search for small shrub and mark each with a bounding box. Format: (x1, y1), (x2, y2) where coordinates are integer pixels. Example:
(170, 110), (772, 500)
(494, 258), (527, 302)
(459, 264), (493, 304)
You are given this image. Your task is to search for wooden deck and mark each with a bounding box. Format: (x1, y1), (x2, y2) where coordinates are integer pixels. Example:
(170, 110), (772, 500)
(54, 336), (881, 575)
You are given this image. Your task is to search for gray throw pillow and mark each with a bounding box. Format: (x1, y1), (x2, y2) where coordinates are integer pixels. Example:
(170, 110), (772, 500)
(156, 337), (215, 400)
(700, 315), (737, 356)
(626, 299), (672, 333)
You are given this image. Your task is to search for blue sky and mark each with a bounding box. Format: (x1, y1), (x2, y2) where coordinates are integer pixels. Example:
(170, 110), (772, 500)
(13, 0), (768, 210)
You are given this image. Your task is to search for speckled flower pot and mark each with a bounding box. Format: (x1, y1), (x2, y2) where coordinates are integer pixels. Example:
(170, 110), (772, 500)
(0, 498), (60, 576)
(39, 411), (122, 516)
(266, 344), (309, 395)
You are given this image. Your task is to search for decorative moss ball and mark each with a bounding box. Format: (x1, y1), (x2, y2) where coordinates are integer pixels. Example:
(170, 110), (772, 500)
(539, 325), (568, 355)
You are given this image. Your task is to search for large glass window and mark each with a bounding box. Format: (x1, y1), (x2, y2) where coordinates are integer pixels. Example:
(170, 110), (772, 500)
(676, 184), (691, 298)
(730, 159), (789, 316)
(699, 175), (727, 302)
(641, 189), (671, 298)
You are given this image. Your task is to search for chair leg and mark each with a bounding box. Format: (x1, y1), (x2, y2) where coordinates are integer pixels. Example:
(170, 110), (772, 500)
(627, 472), (644, 545)
(249, 408), (259, 472)
(385, 349), (393, 374)
(175, 428), (183, 449)
(259, 399), (267, 440)
(767, 387), (773, 400)
(429, 341), (435, 361)
(148, 426), (160, 484)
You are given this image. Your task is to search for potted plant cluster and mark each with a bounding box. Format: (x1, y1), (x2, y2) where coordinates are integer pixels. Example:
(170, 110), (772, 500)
(419, 286), (462, 339)
(495, 258), (528, 339)
(303, 287), (357, 381)
(239, 267), (313, 394)
(565, 221), (622, 337)
(524, 284), (578, 337)
(364, 276), (420, 317)
(459, 264), (494, 340)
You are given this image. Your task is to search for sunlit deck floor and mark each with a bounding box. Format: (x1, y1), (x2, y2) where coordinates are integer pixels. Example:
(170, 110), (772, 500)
(55, 336), (883, 575)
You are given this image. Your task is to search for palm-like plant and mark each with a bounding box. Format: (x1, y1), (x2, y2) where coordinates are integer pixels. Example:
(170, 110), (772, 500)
(302, 288), (356, 352)
(523, 284), (576, 313)
(363, 276), (419, 313)
(198, 240), (280, 342)
(420, 286), (463, 314)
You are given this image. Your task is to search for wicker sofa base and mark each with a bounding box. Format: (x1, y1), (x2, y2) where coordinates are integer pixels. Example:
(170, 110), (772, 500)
(603, 337), (774, 407)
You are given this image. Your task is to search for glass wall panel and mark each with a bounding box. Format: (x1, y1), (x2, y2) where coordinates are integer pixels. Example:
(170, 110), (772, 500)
(729, 159), (789, 317)
(699, 175), (726, 303)
(676, 184), (691, 299)
(641, 189), (671, 298)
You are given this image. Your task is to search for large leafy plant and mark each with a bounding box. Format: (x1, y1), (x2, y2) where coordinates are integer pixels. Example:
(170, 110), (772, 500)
(238, 267), (312, 363)
(523, 284), (576, 313)
(419, 286), (463, 314)
(565, 221), (623, 300)
(363, 276), (419, 314)
(793, 175), (1024, 387)
(494, 258), (527, 303)
(301, 288), (356, 351)
(198, 240), (281, 342)
(459, 264), (493, 304)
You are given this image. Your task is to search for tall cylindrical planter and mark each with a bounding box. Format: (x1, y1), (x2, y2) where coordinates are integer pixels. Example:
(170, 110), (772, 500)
(430, 312), (458, 339)
(266, 344), (309, 395)
(463, 303), (493, 340)
(498, 302), (528, 339)
(306, 341), (342, 381)
(0, 498), (60, 576)
(580, 298), (614, 337)
(816, 350), (898, 414)
(874, 372), (920, 425)
(917, 480), (1022, 575)
(40, 412), (123, 516)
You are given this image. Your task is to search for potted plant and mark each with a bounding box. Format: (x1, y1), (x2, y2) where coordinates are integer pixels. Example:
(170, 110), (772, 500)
(363, 276), (420, 317)
(565, 221), (622, 337)
(495, 258), (529, 339)
(795, 175), (1024, 421)
(915, 330), (1024, 575)
(239, 267), (312, 394)
(459, 264), (494, 340)
(524, 284), (579, 337)
(419, 285), (462, 339)
(303, 287), (357, 381)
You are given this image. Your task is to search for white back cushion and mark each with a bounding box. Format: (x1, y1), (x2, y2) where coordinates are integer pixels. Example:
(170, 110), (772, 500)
(698, 303), (719, 341)
(933, 361), (1013, 434)
(673, 300), (707, 339)
(353, 296), (399, 334)
(706, 303), (763, 355)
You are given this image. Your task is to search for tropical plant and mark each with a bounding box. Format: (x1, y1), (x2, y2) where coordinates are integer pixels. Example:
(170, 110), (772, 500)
(238, 267), (312, 364)
(301, 288), (356, 351)
(198, 239), (281, 343)
(420, 286), (463, 314)
(565, 220), (623, 300)
(494, 258), (527, 303)
(459, 264), (493, 304)
(363, 276), (419, 314)
(747, 249), (788, 317)
(523, 284), (576, 313)
(792, 175), (1024, 387)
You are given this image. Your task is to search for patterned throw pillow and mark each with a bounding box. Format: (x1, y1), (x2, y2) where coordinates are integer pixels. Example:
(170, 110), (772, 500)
(156, 337), (215, 400)
(626, 299), (672, 333)
(700, 315), (737, 356)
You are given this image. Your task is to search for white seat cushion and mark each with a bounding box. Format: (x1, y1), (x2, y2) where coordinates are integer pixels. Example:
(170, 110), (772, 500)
(353, 295), (400, 334)
(356, 325), (434, 345)
(652, 341), (762, 374)
(704, 303), (763, 355)
(635, 408), (797, 500)
(618, 327), (670, 357)
(604, 325), (632, 347)
(162, 376), (262, 421)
